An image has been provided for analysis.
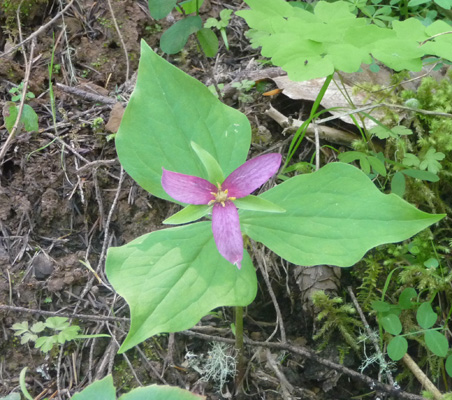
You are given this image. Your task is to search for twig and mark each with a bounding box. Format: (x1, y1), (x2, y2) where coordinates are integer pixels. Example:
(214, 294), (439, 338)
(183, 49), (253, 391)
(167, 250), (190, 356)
(265, 105), (360, 147)
(0, 304), (129, 323)
(265, 349), (294, 399)
(97, 166), (125, 272)
(314, 124), (320, 171)
(347, 287), (395, 386)
(0, 38), (35, 163)
(252, 242), (286, 343)
(402, 353), (442, 400)
(55, 83), (117, 104)
(179, 330), (428, 400)
(106, 0), (130, 81)
(0, 0), (75, 59)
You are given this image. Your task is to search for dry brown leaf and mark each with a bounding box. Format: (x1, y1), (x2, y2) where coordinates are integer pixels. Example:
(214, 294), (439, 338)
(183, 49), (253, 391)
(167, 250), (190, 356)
(105, 102), (125, 133)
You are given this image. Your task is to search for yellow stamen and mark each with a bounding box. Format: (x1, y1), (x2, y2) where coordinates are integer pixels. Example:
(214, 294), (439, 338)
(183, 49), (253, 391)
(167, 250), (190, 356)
(210, 183), (235, 206)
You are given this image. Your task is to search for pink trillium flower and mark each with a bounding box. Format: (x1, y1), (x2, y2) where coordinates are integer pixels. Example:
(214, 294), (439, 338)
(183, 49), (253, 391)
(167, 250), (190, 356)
(161, 153), (282, 269)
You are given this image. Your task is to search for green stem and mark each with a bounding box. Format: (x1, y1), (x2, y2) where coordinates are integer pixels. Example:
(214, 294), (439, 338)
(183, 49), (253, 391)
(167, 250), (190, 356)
(234, 306), (245, 389)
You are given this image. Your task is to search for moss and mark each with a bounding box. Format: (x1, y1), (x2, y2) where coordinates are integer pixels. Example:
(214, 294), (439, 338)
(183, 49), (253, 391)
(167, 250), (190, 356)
(1, 0), (49, 30)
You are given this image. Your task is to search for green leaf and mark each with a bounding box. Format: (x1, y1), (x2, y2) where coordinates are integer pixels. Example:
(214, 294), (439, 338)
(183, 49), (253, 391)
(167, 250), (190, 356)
(119, 385), (205, 400)
(30, 322), (46, 333)
(106, 222), (257, 352)
(240, 163), (444, 267)
(367, 156), (386, 176)
(19, 367), (33, 400)
(446, 355), (452, 378)
(72, 375), (116, 400)
(4, 103), (39, 133)
(191, 141), (224, 183)
(434, 0), (452, 9)
(381, 314), (402, 335)
(57, 325), (81, 343)
(337, 151), (364, 163)
(416, 302), (437, 329)
(408, 0), (429, 5)
(20, 332), (38, 344)
(179, 0), (205, 14)
(160, 16), (203, 54)
(402, 169), (439, 182)
(115, 42), (251, 203)
(234, 195), (286, 213)
(424, 258), (439, 269)
(371, 300), (391, 312)
(399, 288), (417, 310)
(387, 336), (408, 361)
(163, 204), (211, 225)
(0, 393), (21, 400)
(197, 28), (219, 57)
(391, 171), (406, 197)
(419, 148), (445, 174)
(424, 330), (448, 357)
(44, 317), (70, 330)
(35, 335), (57, 353)
(11, 321), (29, 336)
(370, 125), (412, 139)
(148, 0), (177, 19)
(402, 153), (420, 168)
(238, 1), (452, 81)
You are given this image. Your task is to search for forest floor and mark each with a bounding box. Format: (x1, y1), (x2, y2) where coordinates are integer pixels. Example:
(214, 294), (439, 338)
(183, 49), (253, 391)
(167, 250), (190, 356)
(0, 1), (450, 400)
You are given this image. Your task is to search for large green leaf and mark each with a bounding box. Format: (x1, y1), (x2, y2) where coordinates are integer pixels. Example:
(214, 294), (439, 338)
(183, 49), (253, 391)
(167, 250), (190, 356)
(237, 0), (452, 81)
(115, 41), (251, 202)
(72, 375), (115, 400)
(241, 163), (444, 267)
(106, 222), (257, 352)
(120, 385), (205, 400)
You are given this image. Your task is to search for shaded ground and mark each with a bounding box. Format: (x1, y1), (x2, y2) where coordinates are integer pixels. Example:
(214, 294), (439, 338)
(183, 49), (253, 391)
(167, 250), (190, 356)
(0, 1), (446, 399)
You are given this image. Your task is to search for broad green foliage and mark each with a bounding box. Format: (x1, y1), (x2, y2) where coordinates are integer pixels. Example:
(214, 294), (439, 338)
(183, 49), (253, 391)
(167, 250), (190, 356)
(107, 40), (444, 352)
(237, 0), (452, 81)
(106, 222), (257, 352)
(115, 41), (251, 203)
(240, 163), (443, 267)
(71, 375), (204, 400)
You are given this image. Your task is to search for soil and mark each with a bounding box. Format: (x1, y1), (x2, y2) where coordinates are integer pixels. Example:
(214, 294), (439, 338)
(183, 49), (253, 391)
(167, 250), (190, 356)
(0, 1), (437, 400)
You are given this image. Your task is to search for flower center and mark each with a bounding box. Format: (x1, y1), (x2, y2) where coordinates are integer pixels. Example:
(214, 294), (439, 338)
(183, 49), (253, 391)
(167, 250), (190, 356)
(209, 184), (236, 207)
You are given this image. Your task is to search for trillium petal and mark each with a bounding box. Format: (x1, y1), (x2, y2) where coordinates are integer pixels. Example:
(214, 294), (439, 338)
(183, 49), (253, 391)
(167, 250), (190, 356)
(162, 168), (217, 204)
(223, 153), (282, 198)
(212, 202), (243, 268)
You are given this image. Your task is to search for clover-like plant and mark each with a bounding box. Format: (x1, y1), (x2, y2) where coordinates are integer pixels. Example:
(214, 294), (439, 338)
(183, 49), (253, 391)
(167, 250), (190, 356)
(11, 317), (109, 353)
(105, 41), (444, 353)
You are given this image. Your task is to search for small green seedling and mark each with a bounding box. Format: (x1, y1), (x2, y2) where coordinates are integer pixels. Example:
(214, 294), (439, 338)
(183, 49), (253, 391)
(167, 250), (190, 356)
(11, 316), (109, 353)
(9, 82), (35, 103)
(205, 9), (233, 50)
(3, 82), (39, 134)
(231, 79), (256, 103)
